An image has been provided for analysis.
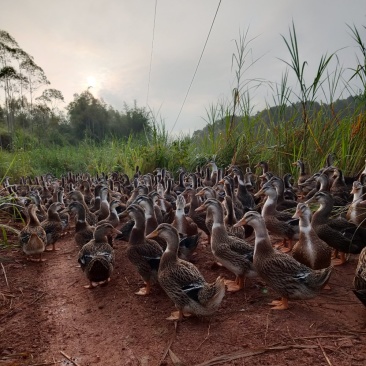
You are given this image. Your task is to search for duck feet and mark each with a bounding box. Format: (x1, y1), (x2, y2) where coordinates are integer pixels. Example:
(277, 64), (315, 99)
(331, 252), (346, 266)
(135, 282), (151, 296)
(45, 246), (60, 252)
(83, 281), (99, 289)
(280, 246), (292, 253)
(27, 256), (46, 262)
(224, 278), (244, 292)
(166, 310), (183, 321)
(135, 287), (149, 296)
(269, 297), (289, 310)
(166, 310), (191, 321)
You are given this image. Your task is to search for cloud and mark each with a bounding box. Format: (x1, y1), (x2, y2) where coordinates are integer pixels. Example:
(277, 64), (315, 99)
(1, 0), (365, 135)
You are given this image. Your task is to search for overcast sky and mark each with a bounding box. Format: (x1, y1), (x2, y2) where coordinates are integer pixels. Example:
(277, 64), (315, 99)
(1, 1), (365, 135)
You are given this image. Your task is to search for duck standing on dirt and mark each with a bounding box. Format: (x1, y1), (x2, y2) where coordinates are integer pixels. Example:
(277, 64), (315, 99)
(124, 204), (163, 295)
(59, 201), (95, 248)
(291, 203), (332, 270)
(78, 223), (121, 289)
(41, 202), (64, 251)
(147, 223), (225, 321)
(234, 211), (332, 310)
(19, 204), (47, 262)
(195, 198), (256, 292)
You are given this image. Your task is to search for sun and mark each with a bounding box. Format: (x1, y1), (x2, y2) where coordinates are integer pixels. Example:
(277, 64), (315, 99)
(86, 75), (97, 89)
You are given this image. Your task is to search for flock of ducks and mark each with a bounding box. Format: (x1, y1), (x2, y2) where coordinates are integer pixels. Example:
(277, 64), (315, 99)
(1, 155), (366, 321)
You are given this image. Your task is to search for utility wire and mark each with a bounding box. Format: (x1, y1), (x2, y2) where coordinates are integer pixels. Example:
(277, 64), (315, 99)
(170, 0), (222, 132)
(146, 0), (158, 107)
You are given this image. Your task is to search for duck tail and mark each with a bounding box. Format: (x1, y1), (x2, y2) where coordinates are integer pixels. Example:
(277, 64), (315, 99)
(202, 276), (226, 309)
(318, 265), (333, 290)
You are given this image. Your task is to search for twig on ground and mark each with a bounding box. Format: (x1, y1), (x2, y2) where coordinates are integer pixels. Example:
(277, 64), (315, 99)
(293, 334), (357, 341)
(317, 339), (333, 366)
(194, 344), (318, 366)
(60, 351), (81, 366)
(195, 320), (211, 350)
(158, 321), (178, 366)
(264, 313), (270, 345)
(286, 326), (296, 344)
(1, 262), (10, 289)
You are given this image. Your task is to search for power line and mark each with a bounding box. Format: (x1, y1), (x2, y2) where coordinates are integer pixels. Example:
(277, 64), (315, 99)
(146, 0), (158, 107)
(170, 0), (222, 132)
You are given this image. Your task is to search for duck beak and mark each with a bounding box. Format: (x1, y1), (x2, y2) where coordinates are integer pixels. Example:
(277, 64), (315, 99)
(254, 187), (265, 198)
(291, 161), (298, 166)
(233, 216), (247, 228)
(119, 209), (129, 218)
(146, 229), (159, 239)
(292, 209), (300, 219)
(195, 190), (204, 197)
(59, 208), (69, 214)
(113, 228), (122, 235)
(195, 203), (205, 212)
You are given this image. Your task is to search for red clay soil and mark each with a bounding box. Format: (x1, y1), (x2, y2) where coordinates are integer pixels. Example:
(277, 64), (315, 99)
(1, 224), (366, 366)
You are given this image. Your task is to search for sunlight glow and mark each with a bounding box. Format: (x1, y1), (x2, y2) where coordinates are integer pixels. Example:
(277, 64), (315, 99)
(87, 75), (97, 89)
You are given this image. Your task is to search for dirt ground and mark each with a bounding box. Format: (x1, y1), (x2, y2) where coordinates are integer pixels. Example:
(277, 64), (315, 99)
(1, 221), (366, 366)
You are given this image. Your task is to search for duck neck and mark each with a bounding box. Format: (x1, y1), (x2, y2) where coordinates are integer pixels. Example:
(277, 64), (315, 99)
(29, 209), (41, 226)
(261, 194), (277, 216)
(48, 208), (61, 222)
(130, 216), (146, 244)
(252, 221), (274, 258)
(76, 208), (87, 224)
(159, 235), (179, 270)
(312, 202), (332, 224)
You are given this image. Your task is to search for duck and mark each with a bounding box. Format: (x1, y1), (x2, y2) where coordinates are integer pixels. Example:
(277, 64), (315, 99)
(353, 247), (366, 306)
(268, 176), (298, 211)
(282, 173), (298, 201)
(306, 191), (366, 265)
(95, 186), (110, 221)
(60, 201), (95, 247)
(292, 159), (313, 198)
(19, 204), (47, 262)
(182, 186), (211, 242)
(67, 190), (98, 226)
(230, 166), (255, 210)
(173, 168), (187, 195)
(222, 195), (246, 239)
(292, 203), (332, 270)
(41, 202), (64, 251)
(234, 211), (332, 310)
(124, 204), (163, 295)
(172, 194), (198, 236)
(146, 223), (225, 321)
(329, 168), (351, 205)
(56, 186), (70, 234)
(347, 180), (366, 228)
(254, 184), (299, 252)
(195, 198), (256, 292)
(28, 190), (47, 222)
(78, 222), (120, 289)
(172, 194), (200, 260)
(97, 199), (121, 228)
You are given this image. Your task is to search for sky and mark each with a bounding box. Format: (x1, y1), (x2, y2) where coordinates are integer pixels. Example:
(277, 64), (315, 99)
(0, 1), (365, 135)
